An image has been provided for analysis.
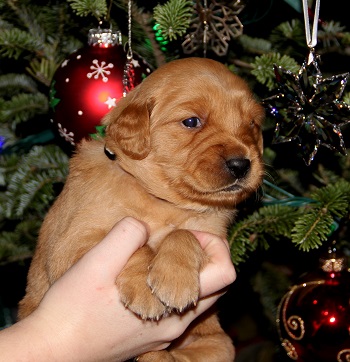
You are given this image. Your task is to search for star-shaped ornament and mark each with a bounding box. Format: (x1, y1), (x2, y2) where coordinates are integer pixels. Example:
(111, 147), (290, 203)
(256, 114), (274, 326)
(263, 51), (350, 165)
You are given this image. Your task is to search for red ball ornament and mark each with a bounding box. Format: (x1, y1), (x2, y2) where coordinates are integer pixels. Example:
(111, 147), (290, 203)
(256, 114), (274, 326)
(49, 28), (152, 146)
(276, 251), (350, 361)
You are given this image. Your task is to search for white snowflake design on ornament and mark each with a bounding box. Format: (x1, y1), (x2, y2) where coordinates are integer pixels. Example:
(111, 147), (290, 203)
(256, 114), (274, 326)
(61, 59), (69, 67)
(131, 59), (140, 68)
(87, 59), (114, 82)
(57, 122), (75, 146)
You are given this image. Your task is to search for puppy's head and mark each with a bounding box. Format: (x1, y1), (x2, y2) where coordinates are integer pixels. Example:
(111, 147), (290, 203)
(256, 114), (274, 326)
(103, 57), (264, 210)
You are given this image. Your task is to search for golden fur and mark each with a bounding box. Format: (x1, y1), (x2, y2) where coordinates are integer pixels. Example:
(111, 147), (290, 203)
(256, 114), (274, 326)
(18, 58), (264, 361)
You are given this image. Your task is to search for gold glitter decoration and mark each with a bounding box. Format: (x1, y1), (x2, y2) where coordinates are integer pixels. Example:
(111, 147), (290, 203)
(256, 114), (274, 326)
(338, 349), (350, 362)
(281, 339), (298, 360)
(320, 254), (346, 272)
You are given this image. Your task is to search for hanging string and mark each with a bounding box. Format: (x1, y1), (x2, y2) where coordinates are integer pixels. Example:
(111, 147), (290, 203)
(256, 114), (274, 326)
(302, 0), (320, 63)
(126, 0), (133, 60)
(106, 0), (113, 23)
(122, 0), (135, 97)
(202, 0), (209, 57)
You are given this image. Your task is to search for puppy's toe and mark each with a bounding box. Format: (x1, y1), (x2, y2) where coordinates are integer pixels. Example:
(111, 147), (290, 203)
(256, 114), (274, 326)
(136, 350), (175, 362)
(117, 276), (167, 320)
(116, 245), (167, 320)
(147, 261), (200, 313)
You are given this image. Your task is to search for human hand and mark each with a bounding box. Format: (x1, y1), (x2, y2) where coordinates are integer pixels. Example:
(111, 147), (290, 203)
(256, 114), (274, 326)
(0, 217), (235, 362)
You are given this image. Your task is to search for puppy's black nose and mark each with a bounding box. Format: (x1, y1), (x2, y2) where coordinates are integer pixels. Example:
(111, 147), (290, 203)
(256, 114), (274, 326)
(226, 158), (251, 179)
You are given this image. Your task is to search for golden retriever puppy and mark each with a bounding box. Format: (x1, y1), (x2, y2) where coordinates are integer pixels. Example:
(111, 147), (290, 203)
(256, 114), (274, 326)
(18, 57), (264, 361)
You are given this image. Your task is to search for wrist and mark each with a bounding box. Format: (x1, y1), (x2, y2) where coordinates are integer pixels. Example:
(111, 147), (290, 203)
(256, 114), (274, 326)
(0, 312), (61, 362)
(30, 305), (84, 361)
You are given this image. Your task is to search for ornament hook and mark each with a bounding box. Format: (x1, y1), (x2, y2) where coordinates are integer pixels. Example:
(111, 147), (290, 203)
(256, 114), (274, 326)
(302, 0), (320, 51)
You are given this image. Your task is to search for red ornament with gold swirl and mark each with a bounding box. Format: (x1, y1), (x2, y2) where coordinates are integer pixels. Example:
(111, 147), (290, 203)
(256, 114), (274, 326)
(276, 251), (350, 361)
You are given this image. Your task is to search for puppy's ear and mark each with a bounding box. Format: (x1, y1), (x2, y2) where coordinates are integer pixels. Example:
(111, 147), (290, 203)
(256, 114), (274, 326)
(104, 90), (152, 160)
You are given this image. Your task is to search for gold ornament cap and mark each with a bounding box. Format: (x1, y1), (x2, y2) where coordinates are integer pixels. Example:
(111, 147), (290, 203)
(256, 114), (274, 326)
(319, 246), (347, 273)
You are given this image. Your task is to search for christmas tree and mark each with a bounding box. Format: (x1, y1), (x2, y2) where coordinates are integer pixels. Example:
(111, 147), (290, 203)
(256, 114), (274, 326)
(1, 0), (350, 360)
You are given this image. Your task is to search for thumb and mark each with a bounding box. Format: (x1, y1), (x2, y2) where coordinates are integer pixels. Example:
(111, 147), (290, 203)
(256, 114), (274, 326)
(79, 217), (149, 281)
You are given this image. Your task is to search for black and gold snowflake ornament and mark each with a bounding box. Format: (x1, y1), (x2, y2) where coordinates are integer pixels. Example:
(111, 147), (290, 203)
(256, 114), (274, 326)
(263, 51), (350, 165)
(182, 0), (244, 57)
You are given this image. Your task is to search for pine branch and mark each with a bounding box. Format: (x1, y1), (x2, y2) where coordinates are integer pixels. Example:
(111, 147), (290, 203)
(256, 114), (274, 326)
(0, 144), (68, 263)
(344, 92), (350, 105)
(0, 93), (48, 125)
(1, 145), (68, 219)
(0, 232), (32, 263)
(311, 180), (350, 217)
(1, 2), (85, 62)
(7, 2), (46, 45)
(0, 18), (13, 30)
(135, 3), (166, 66)
(0, 219), (41, 263)
(239, 34), (272, 55)
(251, 53), (299, 90)
(229, 205), (301, 265)
(0, 28), (44, 59)
(116, 0), (167, 67)
(291, 180), (350, 251)
(341, 32), (350, 46)
(67, 0), (108, 20)
(0, 73), (38, 97)
(0, 152), (19, 185)
(0, 124), (17, 150)
(270, 19), (305, 49)
(15, 174), (57, 217)
(252, 262), (291, 323)
(318, 20), (347, 48)
(153, 0), (193, 41)
(230, 180), (350, 260)
(291, 209), (334, 251)
(26, 58), (60, 87)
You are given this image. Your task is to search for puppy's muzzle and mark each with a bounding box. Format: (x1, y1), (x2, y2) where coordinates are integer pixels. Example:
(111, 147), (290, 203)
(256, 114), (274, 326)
(226, 157), (251, 179)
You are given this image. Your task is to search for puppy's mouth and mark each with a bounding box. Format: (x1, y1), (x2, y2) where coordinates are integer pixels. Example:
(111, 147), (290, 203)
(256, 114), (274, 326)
(218, 183), (243, 192)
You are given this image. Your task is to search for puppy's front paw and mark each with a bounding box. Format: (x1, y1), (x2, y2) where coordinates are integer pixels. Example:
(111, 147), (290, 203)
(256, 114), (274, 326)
(117, 274), (167, 320)
(116, 246), (167, 320)
(147, 256), (200, 313)
(147, 230), (206, 313)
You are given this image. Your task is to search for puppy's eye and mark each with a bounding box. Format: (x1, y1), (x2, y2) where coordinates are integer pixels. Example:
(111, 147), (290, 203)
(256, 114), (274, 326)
(182, 117), (202, 128)
(250, 120), (256, 128)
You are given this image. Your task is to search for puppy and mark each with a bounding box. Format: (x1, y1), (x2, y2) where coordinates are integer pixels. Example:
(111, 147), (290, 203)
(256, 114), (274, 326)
(18, 57), (264, 361)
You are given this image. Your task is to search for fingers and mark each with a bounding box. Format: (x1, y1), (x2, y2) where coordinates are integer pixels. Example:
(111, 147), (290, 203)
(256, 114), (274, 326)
(80, 217), (149, 280)
(191, 231), (236, 298)
(72, 219), (235, 300)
